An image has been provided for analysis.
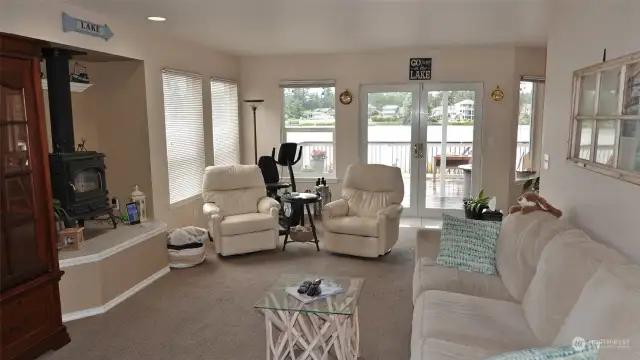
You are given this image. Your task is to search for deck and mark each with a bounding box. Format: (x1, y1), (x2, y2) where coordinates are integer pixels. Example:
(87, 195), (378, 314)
(402, 175), (465, 210)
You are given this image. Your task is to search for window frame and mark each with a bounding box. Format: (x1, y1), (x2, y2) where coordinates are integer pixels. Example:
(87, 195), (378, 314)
(210, 77), (240, 166)
(161, 68), (205, 207)
(280, 80), (337, 179)
(568, 51), (640, 185)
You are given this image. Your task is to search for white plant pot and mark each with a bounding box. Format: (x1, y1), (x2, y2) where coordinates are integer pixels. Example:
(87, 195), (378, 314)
(310, 159), (325, 174)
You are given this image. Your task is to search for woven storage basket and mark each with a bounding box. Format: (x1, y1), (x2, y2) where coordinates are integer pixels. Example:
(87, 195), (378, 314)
(289, 226), (314, 242)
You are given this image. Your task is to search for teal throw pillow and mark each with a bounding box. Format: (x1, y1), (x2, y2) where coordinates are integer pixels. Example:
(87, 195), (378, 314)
(486, 341), (599, 359)
(436, 214), (501, 275)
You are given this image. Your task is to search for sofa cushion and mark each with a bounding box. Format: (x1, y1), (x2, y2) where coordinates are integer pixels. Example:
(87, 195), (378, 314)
(486, 342), (599, 360)
(411, 338), (500, 360)
(322, 216), (378, 237)
(496, 212), (574, 301)
(413, 258), (515, 304)
(436, 215), (501, 275)
(554, 264), (640, 360)
(415, 228), (442, 263)
(522, 230), (628, 344)
(413, 291), (542, 353)
(220, 213), (275, 236)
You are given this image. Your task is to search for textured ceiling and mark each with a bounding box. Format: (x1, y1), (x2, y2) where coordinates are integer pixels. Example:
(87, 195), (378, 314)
(64, 0), (549, 55)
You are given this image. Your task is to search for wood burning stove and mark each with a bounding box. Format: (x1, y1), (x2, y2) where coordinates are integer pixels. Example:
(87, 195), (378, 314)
(43, 48), (116, 227)
(49, 152), (114, 226)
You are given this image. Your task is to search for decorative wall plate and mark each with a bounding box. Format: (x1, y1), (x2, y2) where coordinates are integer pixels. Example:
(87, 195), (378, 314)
(339, 90), (353, 105)
(491, 86), (505, 102)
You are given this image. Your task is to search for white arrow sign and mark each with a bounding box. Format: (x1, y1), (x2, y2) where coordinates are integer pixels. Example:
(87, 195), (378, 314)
(62, 12), (114, 41)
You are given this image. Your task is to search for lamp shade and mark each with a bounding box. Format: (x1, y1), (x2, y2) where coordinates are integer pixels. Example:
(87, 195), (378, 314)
(244, 99), (264, 110)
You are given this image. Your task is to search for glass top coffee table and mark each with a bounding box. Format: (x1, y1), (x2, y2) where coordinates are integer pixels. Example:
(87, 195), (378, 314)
(254, 274), (364, 360)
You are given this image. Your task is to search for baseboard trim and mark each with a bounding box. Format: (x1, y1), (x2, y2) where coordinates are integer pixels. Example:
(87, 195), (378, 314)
(103, 266), (170, 312)
(62, 266), (170, 322)
(61, 307), (104, 323)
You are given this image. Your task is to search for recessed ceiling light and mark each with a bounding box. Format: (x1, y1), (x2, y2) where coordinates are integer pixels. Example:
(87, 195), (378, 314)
(147, 16), (166, 22)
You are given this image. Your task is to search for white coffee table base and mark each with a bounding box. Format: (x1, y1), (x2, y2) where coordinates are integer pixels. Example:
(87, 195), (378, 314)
(262, 308), (359, 360)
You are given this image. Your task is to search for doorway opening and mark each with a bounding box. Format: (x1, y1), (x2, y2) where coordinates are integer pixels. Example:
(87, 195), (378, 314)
(359, 83), (483, 217)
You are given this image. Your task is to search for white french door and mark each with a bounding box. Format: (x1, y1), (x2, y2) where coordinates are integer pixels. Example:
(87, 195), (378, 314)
(360, 83), (483, 218)
(419, 83), (483, 217)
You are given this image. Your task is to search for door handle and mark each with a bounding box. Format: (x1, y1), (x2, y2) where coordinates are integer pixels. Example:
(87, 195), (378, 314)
(412, 144), (425, 159)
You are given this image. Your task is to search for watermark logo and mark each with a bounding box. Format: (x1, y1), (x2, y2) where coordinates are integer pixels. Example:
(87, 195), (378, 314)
(572, 337), (587, 351)
(572, 336), (631, 351)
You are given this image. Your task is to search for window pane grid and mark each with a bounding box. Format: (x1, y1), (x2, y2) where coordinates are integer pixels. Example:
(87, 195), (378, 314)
(211, 79), (239, 166)
(570, 53), (640, 183)
(162, 69), (205, 205)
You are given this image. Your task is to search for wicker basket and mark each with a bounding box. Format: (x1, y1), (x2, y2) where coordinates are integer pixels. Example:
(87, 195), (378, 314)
(289, 226), (314, 242)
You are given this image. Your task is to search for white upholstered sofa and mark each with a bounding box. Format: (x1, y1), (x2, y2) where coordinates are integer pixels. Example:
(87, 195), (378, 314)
(202, 164), (280, 256)
(411, 211), (640, 360)
(322, 164), (404, 258)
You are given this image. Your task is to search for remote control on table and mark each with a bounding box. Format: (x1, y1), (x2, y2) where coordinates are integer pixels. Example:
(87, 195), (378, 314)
(306, 279), (323, 297)
(297, 281), (312, 294)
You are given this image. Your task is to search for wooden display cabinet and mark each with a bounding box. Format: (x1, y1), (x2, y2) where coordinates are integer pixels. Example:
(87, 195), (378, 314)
(0, 33), (70, 360)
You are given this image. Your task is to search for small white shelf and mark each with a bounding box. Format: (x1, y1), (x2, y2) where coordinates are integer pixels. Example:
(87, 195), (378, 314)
(41, 79), (94, 93)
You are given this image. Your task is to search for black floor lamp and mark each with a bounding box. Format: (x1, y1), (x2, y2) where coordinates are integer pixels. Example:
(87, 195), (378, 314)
(244, 99), (264, 164)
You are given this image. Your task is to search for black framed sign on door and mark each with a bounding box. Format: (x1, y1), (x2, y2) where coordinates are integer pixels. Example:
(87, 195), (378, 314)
(409, 58), (432, 80)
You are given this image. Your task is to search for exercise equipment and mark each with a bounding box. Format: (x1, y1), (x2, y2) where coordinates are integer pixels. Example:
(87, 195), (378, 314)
(258, 156), (289, 201)
(273, 143), (303, 192)
(257, 143), (303, 233)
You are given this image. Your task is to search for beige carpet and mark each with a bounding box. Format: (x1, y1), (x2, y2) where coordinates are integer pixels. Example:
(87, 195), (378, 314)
(46, 227), (419, 360)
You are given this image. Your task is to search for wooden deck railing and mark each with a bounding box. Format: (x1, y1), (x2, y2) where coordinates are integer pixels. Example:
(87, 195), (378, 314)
(292, 141), (614, 175)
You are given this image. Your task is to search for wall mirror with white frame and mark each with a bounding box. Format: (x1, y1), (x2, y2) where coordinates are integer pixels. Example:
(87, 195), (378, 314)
(569, 51), (640, 185)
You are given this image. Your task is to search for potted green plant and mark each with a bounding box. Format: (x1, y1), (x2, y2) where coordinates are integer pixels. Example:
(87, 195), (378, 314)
(119, 213), (129, 224)
(463, 189), (490, 220)
(53, 199), (70, 231)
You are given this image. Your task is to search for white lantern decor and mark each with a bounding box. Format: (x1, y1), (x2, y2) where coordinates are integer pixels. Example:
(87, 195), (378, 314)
(130, 185), (147, 222)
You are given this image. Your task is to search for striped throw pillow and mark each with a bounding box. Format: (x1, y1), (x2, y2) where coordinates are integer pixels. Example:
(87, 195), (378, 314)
(436, 214), (501, 275)
(486, 341), (599, 359)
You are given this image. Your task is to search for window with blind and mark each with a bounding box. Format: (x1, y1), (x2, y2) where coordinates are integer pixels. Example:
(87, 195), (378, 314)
(569, 51), (640, 185)
(162, 69), (205, 205)
(211, 79), (239, 165)
(281, 80), (336, 178)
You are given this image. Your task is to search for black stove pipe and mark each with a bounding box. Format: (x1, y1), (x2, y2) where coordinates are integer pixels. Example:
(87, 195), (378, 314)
(42, 48), (79, 153)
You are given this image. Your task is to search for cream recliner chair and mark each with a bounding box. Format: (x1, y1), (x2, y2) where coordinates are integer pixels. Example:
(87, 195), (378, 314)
(323, 164), (404, 258)
(202, 165), (280, 256)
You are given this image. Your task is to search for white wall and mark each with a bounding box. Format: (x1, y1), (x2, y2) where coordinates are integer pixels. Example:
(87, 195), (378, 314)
(542, 0), (640, 263)
(1, 0), (239, 229)
(240, 46), (546, 211)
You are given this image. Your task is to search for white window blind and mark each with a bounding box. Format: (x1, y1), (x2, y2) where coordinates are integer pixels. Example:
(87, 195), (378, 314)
(211, 79), (240, 165)
(162, 69), (205, 205)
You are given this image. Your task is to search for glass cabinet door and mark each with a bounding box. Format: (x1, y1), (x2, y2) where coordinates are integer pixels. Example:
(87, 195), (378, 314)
(1, 57), (49, 290)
